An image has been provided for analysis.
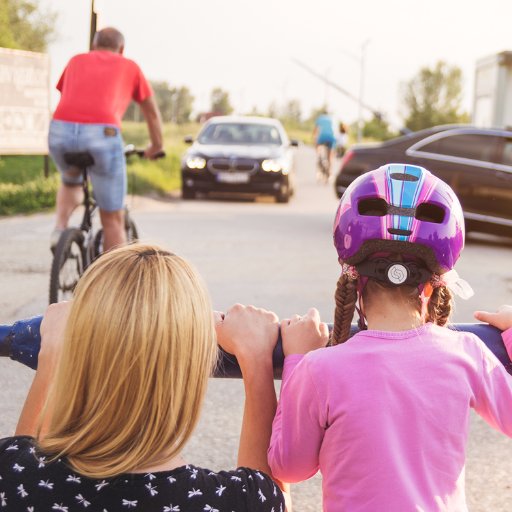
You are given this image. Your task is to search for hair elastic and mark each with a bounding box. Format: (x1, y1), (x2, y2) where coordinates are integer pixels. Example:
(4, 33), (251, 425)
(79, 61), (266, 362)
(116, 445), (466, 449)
(430, 269), (474, 299)
(341, 263), (359, 281)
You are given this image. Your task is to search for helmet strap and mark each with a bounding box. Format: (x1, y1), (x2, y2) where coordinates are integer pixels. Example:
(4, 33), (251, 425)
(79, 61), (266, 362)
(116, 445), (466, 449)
(356, 277), (368, 330)
(356, 258), (432, 288)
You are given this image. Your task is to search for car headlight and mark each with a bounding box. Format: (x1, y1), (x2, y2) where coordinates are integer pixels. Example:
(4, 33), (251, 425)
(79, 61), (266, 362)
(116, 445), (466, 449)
(186, 156), (206, 169)
(262, 159), (289, 174)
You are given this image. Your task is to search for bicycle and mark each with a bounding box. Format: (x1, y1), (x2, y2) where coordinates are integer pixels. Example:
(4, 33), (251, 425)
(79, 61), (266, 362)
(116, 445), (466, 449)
(49, 145), (164, 304)
(316, 143), (332, 184)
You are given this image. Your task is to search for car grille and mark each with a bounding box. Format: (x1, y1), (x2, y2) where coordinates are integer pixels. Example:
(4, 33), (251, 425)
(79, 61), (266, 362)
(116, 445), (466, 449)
(207, 158), (258, 174)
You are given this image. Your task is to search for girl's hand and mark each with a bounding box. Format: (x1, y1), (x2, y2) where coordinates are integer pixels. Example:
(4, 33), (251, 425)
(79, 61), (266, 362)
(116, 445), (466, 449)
(281, 308), (329, 356)
(474, 305), (512, 331)
(214, 304), (279, 365)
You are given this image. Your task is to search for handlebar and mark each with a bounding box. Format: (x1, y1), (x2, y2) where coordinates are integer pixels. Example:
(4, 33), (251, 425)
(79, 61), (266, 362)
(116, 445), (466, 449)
(1, 317), (511, 378)
(124, 144), (166, 160)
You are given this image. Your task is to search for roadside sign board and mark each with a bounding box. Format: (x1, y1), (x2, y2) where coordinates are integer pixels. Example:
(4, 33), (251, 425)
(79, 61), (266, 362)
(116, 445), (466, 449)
(0, 47), (50, 155)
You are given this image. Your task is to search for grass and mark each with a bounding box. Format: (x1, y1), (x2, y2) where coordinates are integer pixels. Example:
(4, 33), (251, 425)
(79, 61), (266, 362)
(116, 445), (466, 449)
(0, 120), (313, 216)
(0, 122), (199, 216)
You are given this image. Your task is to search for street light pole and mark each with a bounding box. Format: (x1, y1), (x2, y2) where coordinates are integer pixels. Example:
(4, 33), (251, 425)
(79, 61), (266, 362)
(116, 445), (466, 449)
(357, 39), (370, 143)
(89, 0), (97, 50)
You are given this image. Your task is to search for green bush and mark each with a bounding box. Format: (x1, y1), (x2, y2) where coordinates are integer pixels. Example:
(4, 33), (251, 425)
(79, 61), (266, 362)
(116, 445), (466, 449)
(0, 174), (59, 215)
(0, 122), (187, 215)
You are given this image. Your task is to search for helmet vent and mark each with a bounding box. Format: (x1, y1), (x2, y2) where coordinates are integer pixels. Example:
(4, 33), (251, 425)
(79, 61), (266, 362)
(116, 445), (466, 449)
(388, 228), (412, 236)
(390, 172), (419, 182)
(358, 198), (387, 216)
(415, 203), (445, 223)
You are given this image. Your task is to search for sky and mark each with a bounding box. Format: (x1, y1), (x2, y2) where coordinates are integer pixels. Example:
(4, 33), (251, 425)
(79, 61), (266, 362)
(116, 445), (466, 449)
(40, 0), (512, 129)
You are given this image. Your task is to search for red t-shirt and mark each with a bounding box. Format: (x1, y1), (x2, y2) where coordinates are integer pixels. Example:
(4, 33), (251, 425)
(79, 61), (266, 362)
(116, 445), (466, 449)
(53, 50), (153, 127)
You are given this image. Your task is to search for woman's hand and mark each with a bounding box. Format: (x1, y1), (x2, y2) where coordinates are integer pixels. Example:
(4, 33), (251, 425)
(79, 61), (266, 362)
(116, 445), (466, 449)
(474, 305), (512, 331)
(281, 308), (329, 357)
(215, 304), (279, 366)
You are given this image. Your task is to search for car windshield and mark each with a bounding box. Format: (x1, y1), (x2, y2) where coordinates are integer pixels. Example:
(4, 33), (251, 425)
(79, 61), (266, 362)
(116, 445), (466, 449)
(198, 122), (283, 145)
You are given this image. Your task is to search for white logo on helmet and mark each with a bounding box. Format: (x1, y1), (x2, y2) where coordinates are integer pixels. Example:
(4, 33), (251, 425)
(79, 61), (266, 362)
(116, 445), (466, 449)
(388, 264), (408, 285)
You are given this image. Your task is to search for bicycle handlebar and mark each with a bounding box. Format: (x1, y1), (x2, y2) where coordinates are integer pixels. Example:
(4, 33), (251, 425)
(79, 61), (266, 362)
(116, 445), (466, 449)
(124, 144), (166, 160)
(1, 317), (511, 378)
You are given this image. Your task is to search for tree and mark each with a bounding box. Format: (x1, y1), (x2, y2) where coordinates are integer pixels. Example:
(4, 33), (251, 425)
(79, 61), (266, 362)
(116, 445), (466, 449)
(308, 105), (329, 123)
(124, 82), (194, 124)
(0, 0), (56, 52)
(401, 61), (470, 131)
(170, 86), (194, 124)
(267, 101), (279, 119)
(210, 87), (233, 115)
(362, 115), (397, 141)
(280, 99), (302, 126)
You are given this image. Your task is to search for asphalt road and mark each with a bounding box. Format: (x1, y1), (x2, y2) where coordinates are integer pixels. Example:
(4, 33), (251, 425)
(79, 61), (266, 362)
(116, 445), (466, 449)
(1, 146), (512, 510)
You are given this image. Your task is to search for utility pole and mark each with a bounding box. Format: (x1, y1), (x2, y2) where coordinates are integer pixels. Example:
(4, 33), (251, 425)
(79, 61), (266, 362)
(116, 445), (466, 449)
(291, 56), (381, 140)
(89, 0), (98, 50)
(357, 39), (370, 143)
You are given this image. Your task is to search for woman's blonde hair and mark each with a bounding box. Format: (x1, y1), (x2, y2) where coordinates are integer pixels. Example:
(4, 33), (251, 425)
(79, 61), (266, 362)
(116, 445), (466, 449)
(38, 243), (217, 478)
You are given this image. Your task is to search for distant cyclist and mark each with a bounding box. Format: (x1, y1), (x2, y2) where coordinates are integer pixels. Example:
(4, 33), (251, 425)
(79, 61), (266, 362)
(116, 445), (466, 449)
(48, 27), (164, 252)
(313, 109), (338, 177)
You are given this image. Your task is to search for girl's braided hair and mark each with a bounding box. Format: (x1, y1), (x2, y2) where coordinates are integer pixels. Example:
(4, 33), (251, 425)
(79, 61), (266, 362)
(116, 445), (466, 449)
(425, 285), (453, 326)
(331, 273), (358, 345)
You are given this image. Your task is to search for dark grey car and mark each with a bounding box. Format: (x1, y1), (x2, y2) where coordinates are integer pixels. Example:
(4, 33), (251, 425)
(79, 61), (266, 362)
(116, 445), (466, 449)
(181, 116), (298, 203)
(334, 125), (512, 236)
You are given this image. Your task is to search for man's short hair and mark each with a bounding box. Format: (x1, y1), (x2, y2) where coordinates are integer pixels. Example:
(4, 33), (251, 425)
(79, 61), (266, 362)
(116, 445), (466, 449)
(93, 27), (125, 51)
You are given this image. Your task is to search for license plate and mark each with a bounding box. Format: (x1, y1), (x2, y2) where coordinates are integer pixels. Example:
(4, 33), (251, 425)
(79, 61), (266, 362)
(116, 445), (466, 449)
(216, 172), (249, 184)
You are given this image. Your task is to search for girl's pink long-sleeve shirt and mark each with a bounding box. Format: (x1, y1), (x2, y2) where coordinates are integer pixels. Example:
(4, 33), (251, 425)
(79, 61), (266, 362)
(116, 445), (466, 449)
(268, 323), (512, 511)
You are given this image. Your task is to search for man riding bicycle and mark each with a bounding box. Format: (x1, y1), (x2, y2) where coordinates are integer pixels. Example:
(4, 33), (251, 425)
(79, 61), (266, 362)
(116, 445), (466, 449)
(48, 27), (164, 252)
(313, 110), (338, 179)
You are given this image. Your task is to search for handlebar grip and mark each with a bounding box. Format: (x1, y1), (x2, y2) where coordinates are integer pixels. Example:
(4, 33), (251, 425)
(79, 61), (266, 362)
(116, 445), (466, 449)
(215, 323), (512, 378)
(125, 149), (166, 159)
(2, 317), (510, 378)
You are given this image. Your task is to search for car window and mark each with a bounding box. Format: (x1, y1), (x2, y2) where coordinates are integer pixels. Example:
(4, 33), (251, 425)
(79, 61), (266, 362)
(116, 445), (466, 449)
(418, 134), (501, 163)
(198, 123), (282, 145)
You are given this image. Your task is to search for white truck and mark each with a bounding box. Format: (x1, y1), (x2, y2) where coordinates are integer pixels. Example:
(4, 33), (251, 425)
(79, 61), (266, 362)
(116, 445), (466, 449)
(473, 51), (512, 129)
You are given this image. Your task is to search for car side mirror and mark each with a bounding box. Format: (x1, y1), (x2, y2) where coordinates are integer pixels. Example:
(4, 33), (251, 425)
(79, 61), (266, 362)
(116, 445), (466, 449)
(184, 135), (194, 144)
(290, 139), (300, 147)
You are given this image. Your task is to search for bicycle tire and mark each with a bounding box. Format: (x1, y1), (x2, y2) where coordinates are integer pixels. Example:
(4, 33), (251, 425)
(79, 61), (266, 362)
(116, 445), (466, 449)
(125, 213), (138, 242)
(49, 228), (85, 304)
(93, 212), (138, 257)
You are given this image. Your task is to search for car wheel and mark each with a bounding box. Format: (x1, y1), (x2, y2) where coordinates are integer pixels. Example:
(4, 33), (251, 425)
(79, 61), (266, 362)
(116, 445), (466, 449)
(182, 187), (196, 200)
(276, 185), (290, 203)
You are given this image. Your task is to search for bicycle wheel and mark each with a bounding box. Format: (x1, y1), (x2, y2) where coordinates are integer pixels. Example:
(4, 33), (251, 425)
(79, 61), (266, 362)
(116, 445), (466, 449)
(125, 211), (139, 242)
(93, 212), (138, 256)
(49, 228), (85, 304)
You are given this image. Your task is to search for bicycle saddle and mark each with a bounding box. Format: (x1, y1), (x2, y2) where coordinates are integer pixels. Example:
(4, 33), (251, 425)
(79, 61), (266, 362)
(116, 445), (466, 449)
(63, 152), (95, 168)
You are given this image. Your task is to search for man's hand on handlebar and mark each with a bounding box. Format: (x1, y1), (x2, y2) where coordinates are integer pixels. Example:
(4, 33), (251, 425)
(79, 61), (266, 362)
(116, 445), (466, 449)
(144, 143), (165, 160)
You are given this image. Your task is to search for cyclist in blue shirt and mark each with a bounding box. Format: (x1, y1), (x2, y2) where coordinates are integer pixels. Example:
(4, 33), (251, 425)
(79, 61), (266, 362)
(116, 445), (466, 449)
(313, 110), (338, 178)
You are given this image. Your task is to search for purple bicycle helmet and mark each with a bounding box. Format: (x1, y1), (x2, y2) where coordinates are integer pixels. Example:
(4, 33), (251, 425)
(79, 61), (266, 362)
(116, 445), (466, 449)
(333, 163), (465, 275)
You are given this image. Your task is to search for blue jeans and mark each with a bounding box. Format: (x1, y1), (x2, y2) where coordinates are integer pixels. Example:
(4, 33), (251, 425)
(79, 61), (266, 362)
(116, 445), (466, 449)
(48, 120), (126, 211)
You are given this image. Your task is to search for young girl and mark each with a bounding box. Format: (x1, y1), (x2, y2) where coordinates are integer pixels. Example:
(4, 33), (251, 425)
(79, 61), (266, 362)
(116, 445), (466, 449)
(267, 163), (512, 511)
(0, 243), (287, 511)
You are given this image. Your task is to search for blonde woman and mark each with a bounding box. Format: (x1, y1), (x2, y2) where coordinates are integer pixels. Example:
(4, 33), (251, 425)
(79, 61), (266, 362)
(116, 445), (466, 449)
(0, 244), (287, 511)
